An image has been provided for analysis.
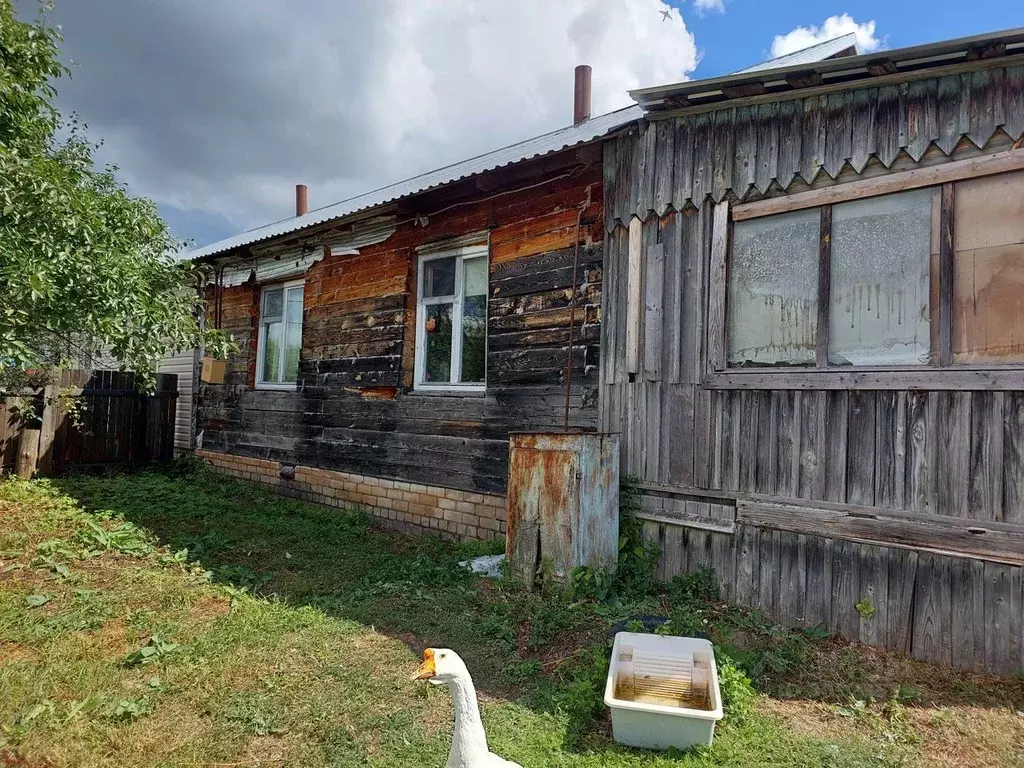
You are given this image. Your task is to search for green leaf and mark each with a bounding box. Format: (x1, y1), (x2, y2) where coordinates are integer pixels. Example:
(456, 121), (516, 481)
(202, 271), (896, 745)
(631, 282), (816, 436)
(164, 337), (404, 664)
(25, 594), (51, 608)
(855, 597), (875, 619)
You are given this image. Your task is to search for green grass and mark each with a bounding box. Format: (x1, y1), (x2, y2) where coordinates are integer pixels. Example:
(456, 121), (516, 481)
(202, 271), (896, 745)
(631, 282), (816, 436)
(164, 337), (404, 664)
(0, 465), (1021, 767)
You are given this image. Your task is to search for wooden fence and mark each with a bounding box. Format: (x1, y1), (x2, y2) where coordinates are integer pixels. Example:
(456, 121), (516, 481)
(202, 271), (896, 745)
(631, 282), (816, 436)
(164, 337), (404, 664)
(0, 371), (178, 476)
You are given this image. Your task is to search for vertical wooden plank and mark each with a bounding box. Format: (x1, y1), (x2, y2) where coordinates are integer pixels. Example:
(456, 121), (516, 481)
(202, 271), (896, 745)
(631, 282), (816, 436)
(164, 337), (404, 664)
(635, 122), (657, 218)
(832, 539), (860, 640)
(707, 202), (730, 373)
(849, 87), (878, 173)
(690, 112), (713, 208)
(645, 382), (661, 482)
(967, 68), (999, 149)
(711, 108), (735, 203)
(906, 78), (939, 162)
(857, 544), (889, 648)
(692, 385), (713, 489)
(739, 390), (759, 493)
(1003, 65), (1024, 142)
(797, 390), (824, 500)
(677, 210), (699, 383)
(775, 98), (802, 190)
(625, 217), (643, 375)
(815, 205), (832, 369)
(710, 521), (735, 601)
(599, 225), (619, 389)
(969, 391), (1004, 522)
(823, 91), (852, 178)
(777, 532), (805, 627)
(662, 211), (682, 384)
(754, 101), (779, 196)
(825, 390), (849, 503)
(653, 119), (675, 217)
(733, 524), (758, 607)
(671, 116), (695, 213)
(1004, 391), (1024, 525)
(757, 529), (780, 617)
(667, 385), (696, 487)
(603, 136), (620, 232)
(846, 391), (876, 506)
(984, 562), (1012, 674)
(643, 242), (665, 381)
(755, 390), (777, 496)
(802, 536), (833, 630)
(936, 391), (971, 518)
(950, 557), (980, 670)
(939, 182), (954, 366)
(912, 553), (952, 667)
(731, 105), (757, 199)
(662, 523), (685, 582)
(874, 391), (906, 510)
(936, 74), (963, 155)
(874, 84), (907, 168)
(886, 548), (918, 654)
(686, 523), (713, 574)
(906, 390), (931, 513)
(1010, 565), (1023, 675)
(774, 390), (797, 499)
(719, 392), (739, 491)
(800, 95), (826, 184)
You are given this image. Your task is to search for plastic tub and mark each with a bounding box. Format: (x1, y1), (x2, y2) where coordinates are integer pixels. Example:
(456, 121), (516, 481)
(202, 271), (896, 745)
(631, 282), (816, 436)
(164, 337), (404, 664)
(604, 632), (723, 751)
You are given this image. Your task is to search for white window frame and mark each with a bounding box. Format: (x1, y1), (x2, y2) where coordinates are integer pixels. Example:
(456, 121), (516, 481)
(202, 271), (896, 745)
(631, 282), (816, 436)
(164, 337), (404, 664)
(255, 279), (304, 390)
(414, 245), (488, 393)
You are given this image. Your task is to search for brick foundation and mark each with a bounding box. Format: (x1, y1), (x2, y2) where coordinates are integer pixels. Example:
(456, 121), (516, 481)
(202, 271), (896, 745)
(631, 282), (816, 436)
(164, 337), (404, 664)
(196, 450), (506, 541)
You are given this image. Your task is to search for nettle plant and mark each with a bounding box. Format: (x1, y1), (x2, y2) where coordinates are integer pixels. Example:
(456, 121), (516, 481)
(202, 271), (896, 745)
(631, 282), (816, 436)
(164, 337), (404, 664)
(0, 2), (234, 406)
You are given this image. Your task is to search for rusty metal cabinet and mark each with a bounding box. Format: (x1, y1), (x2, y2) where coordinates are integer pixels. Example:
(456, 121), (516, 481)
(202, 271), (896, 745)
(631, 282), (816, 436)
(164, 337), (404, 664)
(506, 431), (620, 582)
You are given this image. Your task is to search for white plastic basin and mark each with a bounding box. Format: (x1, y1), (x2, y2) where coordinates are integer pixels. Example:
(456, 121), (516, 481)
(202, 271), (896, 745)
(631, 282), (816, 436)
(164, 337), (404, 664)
(604, 632), (723, 751)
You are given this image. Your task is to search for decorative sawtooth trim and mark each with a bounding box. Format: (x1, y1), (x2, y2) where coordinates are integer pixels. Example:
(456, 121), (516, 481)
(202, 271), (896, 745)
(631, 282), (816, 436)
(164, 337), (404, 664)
(606, 65), (1024, 230)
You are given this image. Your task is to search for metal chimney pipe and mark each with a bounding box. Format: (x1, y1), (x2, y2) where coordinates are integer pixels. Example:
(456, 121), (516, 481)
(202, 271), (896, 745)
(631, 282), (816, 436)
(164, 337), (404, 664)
(573, 65), (592, 126)
(295, 184), (308, 217)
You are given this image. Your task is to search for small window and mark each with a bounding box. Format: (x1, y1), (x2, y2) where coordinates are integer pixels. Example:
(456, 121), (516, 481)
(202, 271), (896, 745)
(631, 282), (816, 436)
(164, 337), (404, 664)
(257, 280), (303, 388)
(415, 246), (488, 391)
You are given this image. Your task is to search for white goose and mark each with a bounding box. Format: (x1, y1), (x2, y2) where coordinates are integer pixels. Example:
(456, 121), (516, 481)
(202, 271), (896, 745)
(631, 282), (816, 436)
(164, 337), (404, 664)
(412, 648), (522, 768)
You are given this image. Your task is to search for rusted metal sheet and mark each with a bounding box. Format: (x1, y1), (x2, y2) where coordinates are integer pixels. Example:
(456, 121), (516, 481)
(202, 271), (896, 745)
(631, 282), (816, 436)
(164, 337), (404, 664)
(506, 431), (620, 582)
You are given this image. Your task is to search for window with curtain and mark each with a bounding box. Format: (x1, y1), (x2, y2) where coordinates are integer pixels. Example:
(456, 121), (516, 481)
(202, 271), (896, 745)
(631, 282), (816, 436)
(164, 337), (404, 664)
(257, 280), (303, 387)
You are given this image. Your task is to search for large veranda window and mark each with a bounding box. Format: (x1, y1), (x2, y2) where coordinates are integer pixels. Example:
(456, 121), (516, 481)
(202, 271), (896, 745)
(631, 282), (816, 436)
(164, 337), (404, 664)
(415, 245), (488, 391)
(712, 159), (1024, 379)
(256, 280), (303, 388)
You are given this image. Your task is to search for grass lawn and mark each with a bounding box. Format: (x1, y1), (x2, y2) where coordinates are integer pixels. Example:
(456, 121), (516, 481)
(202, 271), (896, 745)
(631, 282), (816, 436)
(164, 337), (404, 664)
(0, 463), (1022, 767)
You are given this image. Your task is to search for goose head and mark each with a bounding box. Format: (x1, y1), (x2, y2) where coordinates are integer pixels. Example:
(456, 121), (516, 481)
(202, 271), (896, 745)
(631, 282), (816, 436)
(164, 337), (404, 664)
(411, 648), (467, 685)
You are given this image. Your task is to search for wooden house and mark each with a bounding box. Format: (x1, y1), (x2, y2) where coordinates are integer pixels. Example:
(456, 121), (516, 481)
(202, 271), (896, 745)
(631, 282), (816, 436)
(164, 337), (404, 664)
(603, 28), (1024, 674)
(187, 28), (1024, 673)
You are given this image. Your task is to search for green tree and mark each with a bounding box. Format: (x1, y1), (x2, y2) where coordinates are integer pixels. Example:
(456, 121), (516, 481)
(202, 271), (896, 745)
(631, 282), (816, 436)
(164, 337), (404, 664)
(0, 1), (232, 391)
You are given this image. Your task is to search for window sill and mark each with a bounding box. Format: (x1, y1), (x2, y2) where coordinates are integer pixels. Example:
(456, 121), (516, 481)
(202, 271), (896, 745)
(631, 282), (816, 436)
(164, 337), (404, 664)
(254, 382), (298, 391)
(410, 385), (487, 397)
(705, 366), (1024, 391)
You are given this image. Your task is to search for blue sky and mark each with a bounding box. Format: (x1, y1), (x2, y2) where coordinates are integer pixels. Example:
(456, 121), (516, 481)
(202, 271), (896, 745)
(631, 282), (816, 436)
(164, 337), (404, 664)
(38, 1), (1022, 250)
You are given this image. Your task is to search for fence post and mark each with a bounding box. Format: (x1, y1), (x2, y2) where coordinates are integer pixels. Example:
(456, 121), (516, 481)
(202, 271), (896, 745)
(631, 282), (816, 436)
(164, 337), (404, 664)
(15, 426), (40, 478)
(36, 385), (61, 476)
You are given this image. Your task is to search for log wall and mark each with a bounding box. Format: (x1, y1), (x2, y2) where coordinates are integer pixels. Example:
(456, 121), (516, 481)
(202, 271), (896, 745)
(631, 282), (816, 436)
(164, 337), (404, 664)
(601, 63), (1024, 674)
(198, 160), (603, 495)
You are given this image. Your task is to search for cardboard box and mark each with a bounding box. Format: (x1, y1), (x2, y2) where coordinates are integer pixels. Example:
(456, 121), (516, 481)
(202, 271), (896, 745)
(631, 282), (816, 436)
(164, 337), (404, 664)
(200, 356), (226, 384)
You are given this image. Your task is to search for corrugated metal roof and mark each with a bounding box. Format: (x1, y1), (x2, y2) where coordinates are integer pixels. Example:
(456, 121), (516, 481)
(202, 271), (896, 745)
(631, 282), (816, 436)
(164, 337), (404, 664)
(183, 105), (643, 261)
(630, 27), (1024, 114)
(735, 33), (858, 74)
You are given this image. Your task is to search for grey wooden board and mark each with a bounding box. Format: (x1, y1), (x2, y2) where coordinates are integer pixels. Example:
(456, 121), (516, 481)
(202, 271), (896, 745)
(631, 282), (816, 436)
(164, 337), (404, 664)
(605, 66), (1024, 227)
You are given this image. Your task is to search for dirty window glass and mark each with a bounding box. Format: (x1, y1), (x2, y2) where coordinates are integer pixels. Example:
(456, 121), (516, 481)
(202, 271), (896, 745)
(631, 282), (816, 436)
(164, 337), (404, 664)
(728, 209), (819, 366)
(829, 189), (933, 365)
(424, 303), (453, 383)
(424, 257), (456, 297)
(259, 283), (303, 385)
(461, 257), (487, 383)
(953, 170), (1024, 363)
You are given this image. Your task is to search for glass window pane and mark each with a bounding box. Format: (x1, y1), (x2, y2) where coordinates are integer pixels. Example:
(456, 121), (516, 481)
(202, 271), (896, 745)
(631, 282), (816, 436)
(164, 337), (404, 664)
(829, 189), (932, 366)
(728, 209), (819, 366)
(263, 288), (283, 318)
(424, 257), (456, 297)
(424, 303), (453, 383)
(262, 321), (283, 382)
(285, 287), (303, 324)
(461, 257), (487, 383)
(283, 321), (301, 383)
(953, 170), (1024, 363)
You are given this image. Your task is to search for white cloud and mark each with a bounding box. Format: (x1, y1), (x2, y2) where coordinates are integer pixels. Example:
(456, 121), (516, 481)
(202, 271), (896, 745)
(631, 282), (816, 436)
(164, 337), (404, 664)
(770, 14), (881, 58)
(694, 0), (726, 13)
(38, 0), (700, 241)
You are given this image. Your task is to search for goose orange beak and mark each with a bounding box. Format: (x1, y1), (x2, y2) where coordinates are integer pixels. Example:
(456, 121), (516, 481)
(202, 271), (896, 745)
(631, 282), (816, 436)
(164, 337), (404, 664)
(412, 648), (435, 680)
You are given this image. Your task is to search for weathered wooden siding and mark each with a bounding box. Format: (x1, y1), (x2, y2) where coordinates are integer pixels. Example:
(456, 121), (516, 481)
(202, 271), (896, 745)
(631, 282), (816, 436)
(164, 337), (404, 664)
(198, 161), (603, 494)
(601, 64), (1024, 674)
(158, 348), (198, 453)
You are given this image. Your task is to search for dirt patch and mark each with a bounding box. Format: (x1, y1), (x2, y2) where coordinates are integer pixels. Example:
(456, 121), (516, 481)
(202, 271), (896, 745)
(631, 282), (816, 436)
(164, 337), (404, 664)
(0, 641), (39, 665)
